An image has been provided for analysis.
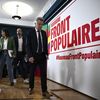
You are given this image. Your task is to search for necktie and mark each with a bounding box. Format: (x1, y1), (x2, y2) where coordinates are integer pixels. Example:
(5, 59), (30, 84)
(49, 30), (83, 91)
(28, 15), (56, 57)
(38, 31), (42, 53)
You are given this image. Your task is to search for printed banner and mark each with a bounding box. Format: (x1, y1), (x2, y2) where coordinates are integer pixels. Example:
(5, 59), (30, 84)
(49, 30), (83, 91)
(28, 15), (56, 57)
(47, 0), (100, 99)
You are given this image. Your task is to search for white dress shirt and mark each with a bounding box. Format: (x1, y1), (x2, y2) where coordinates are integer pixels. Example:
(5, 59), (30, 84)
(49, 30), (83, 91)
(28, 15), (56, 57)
(35, 28), (43, 52)
(18, 37), (23, 52)
(3, 38), (8, 50)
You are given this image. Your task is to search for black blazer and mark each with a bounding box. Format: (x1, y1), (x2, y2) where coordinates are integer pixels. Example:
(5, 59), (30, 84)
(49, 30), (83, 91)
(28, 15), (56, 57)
(27, 27), (48, 58)
(14, 35), (26, 56)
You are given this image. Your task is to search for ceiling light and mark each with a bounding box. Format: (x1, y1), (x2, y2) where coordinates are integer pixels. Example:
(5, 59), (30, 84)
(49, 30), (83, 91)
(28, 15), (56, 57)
(12, 4), (21, 20)
(2, 1), (33, 19)
(12, 15), (21, 20)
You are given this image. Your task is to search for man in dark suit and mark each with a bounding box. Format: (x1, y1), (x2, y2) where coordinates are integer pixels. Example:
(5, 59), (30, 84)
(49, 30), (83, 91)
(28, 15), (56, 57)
(13, 28), (28, 84)
(27, 17), (50, 98)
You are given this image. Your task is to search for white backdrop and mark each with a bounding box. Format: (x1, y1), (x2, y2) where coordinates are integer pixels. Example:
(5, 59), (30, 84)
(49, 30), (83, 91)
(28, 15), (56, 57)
(47, 0), (100, 99)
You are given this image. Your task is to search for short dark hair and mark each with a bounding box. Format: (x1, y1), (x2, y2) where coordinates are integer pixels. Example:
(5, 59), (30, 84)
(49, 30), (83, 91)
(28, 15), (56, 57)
(36, 17), (44, 22)
(17, 27), (22, 30)
(1, 28), (9, 37)
(17, 27), (22, 32)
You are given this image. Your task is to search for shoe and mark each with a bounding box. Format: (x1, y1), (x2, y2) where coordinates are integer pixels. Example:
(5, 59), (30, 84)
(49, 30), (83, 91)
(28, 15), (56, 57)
(13, 79), (17, 84)
(42, 91), (51, 99)
(29, 88), (33, 95)
(10, 82), (14, 86)
(24, 79), (29, 84)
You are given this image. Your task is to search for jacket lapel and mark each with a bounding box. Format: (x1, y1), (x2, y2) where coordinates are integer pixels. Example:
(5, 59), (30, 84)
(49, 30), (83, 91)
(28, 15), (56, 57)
(7, 37), (10, 49)
(34, 28), (38, 46)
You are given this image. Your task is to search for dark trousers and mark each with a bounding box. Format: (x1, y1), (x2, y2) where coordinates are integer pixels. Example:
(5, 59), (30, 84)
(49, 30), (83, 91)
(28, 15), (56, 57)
(29, 53), (47, 92)
(13, 52), (28, 79)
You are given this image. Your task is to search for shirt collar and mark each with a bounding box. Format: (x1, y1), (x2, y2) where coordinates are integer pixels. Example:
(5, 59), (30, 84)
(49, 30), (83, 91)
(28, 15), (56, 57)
(35, 27), (41, 32)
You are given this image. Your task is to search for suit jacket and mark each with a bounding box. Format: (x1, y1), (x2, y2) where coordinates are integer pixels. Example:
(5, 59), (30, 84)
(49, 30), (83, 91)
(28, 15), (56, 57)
(27, 27), (48, 58)
(0, 37), (16, 57)
(14, 36), (26, 56)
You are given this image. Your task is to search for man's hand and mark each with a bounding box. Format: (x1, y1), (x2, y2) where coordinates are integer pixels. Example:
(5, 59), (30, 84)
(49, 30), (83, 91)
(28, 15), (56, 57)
(29, 57), (35, 63)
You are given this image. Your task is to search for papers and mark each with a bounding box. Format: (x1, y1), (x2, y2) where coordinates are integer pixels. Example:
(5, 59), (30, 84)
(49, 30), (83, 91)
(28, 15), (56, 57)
(8, 50), (13, 57)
